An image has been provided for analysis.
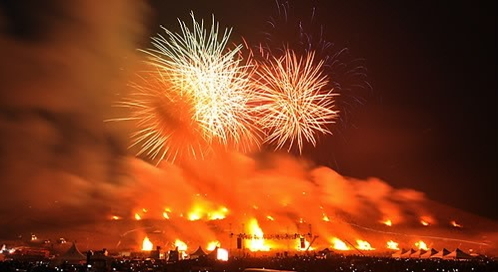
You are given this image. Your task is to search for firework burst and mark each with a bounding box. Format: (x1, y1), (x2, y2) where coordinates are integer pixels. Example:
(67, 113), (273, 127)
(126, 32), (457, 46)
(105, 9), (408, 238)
(122, 13), (260, 162)
(252, 49), (338, 152)
(260, 1), (371, 128)
(121, 69), (211, 162)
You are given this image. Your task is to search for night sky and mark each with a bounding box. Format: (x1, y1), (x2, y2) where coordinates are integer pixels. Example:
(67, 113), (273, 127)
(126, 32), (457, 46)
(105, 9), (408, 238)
(149, 0), (497, 220)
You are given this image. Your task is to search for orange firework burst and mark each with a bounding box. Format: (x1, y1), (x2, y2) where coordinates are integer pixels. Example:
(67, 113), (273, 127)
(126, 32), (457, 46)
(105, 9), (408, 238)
(252, 49), (338, 152)
(121, 69), (212, 162)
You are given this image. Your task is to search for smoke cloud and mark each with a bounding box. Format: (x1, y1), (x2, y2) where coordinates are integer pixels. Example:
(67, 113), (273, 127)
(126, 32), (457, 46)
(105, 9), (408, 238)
(0, 0), (148, 236)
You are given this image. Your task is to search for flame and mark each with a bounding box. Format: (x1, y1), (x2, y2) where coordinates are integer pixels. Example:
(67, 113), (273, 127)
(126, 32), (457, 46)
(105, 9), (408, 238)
(187, 204), (228, 221)
(207, 241), (220, 251)
(451, 220), (463, 228)
(111, 215), (121, 220)
(266, 215), (275, 221)
(187, 211), (202, 221)
(208, 207), (229, 220)
(420, 216), (433, 226)
(331, 237), (349, 251)
(415, 240), (428, 250)
(381, 219), (392, 226)
(216, 248), (229, 261)
(322, 214), (330, 222)
(386, 240), (399, 250)
(246, 218), (271, 251)
(134, 213), (141, 220)
(174, 239), (188, 251)
(162, 211), (170, 219)
(142, 237), (153, 251)
(356, 240), (375, 250)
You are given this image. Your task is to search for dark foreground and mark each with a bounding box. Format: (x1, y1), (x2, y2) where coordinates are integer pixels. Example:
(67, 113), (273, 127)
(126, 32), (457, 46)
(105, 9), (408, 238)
(1, 255), (497, 272)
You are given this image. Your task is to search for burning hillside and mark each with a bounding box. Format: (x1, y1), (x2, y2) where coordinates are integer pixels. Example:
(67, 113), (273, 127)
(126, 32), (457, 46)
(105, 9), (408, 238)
(9, 153), (496, 257)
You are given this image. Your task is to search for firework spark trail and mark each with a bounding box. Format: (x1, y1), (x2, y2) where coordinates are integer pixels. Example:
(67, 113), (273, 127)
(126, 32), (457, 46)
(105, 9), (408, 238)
(120, 69), (211, 162)
(121, 13), (261, 162)
(252, 49), (338, 152)
(144, 13), (258, 146)
(261, 1), (371, 128)
(120, 11), (341, 162)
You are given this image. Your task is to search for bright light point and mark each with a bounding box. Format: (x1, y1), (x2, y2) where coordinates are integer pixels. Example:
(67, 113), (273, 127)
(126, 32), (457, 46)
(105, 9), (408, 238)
(420, 216), (434, 226)
(216, 248), (229, 261)
(142, 237), (153, 251)
(162, 212), (170, 219)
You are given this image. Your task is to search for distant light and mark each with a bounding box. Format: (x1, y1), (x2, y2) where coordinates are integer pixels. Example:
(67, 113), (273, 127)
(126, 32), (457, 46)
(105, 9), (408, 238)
(216, 248), (229, 261)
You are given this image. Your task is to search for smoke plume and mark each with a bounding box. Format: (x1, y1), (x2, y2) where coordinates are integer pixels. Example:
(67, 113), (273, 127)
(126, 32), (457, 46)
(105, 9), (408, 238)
(0, 0), (148, 236)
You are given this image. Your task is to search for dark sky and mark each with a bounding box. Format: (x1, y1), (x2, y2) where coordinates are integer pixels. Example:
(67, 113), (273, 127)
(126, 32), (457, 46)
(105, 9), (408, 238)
(149, 0), (497, 220)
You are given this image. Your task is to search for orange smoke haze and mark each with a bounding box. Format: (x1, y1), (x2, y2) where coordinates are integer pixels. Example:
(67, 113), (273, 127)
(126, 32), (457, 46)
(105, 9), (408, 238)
(91, 152), (497, 254)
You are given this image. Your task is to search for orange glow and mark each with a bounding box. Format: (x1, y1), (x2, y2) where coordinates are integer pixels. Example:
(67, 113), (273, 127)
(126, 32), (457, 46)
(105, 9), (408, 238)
(451, 220), (463, 228)
(322, 214), (330, 222)
(216, 248), (229, 261)
(266, 215), (275, 221)
(386, 240), (399, 250)
(111, 215), (121, 220)
(174, 239), (188, 251)
(331, 237), (350, 251)
(207, 241), (220, 251)
(415, 240), (429, 250)
(381, 219), (392, 226)
(420, 220), (429, 226)
(142, 237), (153, 251)
(356, 240), (375, 250)
(246, 218), (271, 251)
(134, 213), (142, 220)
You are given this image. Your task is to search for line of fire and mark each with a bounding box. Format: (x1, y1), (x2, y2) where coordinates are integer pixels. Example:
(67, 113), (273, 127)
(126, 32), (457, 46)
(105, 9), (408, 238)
(2, 198), (496, 265)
